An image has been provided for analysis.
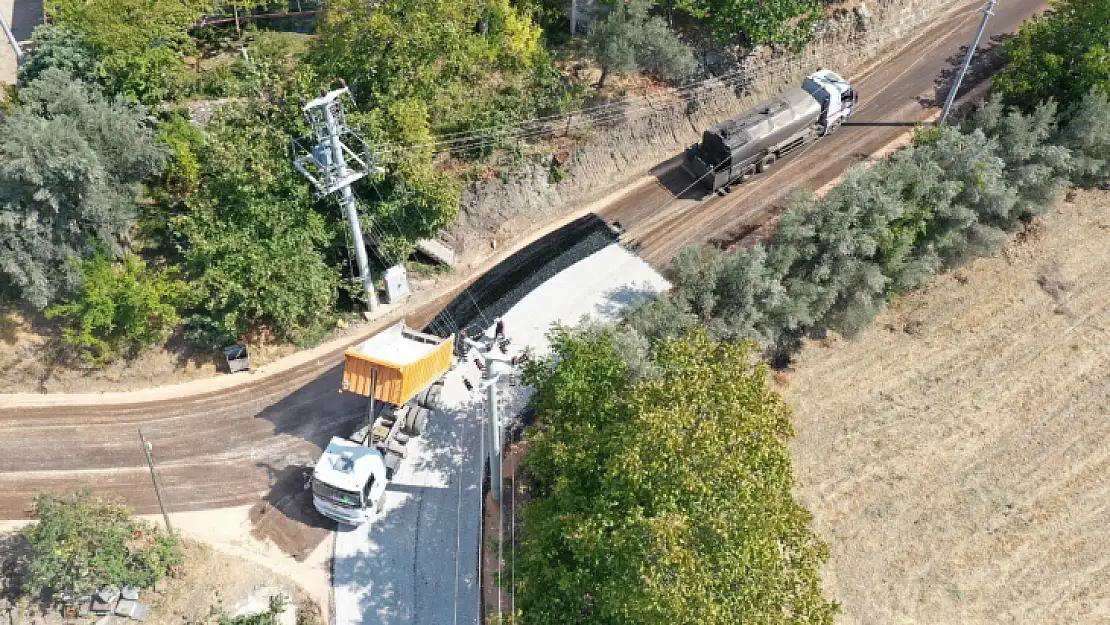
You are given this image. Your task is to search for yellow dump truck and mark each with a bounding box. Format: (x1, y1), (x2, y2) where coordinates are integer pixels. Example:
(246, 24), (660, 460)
(312, 321), (455, 525)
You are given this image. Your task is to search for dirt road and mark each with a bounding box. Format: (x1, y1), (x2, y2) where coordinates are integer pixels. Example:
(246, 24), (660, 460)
(0, 0), (1048, 556)
(782, 190), (1110, 623)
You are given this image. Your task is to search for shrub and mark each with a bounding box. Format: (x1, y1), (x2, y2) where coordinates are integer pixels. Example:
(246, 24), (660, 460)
(21, 490), (181, 601)
(45, 252), (191, 364)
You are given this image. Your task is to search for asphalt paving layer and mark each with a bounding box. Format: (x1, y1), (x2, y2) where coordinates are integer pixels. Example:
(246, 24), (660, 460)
(0, 0), (1047, 556)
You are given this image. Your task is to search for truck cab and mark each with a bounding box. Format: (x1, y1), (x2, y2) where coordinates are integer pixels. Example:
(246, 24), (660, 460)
(312, 437), (389, 526)
(802, 69), (857, 134)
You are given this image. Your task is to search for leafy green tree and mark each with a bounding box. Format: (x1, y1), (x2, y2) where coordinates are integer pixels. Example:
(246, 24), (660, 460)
(21, 490), (181, 601)
(585, 0), (696, 88)
(17, 25), (97, 86)
(46, 0), (209, 103)
(993, 0), (1110, 112)
(676, 0), (820, 48)
(0, 68), (167, 309)
(45, 251), (191, 364)
(519, 327), (837, 624)
(312, 0), (548, 133)
(173, 107), (339, 344)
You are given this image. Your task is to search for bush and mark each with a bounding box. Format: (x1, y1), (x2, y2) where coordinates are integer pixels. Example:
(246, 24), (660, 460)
(45, 252), (192, 364)
(21, 490), (181, 601)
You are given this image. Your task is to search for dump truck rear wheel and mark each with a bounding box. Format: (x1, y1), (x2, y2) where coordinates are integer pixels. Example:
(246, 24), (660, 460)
(410, 407), (430, 436)
(757, 153), (776, 173)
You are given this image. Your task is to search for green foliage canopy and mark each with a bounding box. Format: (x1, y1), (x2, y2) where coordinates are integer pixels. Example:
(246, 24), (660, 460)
(993, 0), (1110, 112)
(46, 0), (209, 103)
(518, 328), (837, 624)
(21, 490), (181, 601)
(676, 0), (821, 48)
(46, 251), (191, 364)
(172, 105), (339, 344)
(16, 25), (97, 86)
(585, 0), (696, 87)
(0, 67), (167, 309)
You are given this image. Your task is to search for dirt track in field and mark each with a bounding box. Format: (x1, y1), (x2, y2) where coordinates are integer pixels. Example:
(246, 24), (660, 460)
(0, 0), (1049, 564)
(782, 190), (1110, 624)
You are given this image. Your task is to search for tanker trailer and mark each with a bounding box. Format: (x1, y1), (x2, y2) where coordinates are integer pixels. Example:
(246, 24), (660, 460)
(683, 69), (857, 193)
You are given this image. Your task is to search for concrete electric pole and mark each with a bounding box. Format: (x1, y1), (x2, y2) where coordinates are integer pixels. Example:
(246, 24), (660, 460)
(292, 85), (382, 312)
(463, 334), (518, 503)
(938, 0), (998, 125)
(138, 429), (174, 535)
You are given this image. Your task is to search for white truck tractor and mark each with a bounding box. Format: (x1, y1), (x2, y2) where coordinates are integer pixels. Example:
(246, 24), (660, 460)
(310, 322), (454, 526)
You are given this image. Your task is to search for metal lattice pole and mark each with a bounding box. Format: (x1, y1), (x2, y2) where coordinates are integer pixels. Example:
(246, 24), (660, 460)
(938, 0), (998, 125)
(293, 87), (381, 312)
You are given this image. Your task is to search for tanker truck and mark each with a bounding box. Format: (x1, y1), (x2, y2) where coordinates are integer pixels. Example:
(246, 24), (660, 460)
(310, 321), (454, 526)
(682, 69), (858, 193)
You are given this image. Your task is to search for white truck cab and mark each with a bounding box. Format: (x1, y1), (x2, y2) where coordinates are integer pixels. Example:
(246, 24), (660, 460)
(312, 436), (389, 526)
(802, 68), (858, 135)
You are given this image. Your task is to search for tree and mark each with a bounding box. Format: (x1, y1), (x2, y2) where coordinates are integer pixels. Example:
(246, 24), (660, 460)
(676, 0), (821, 49)
(173, 106), (339, 344)
(992, 0), (1110, 112)
(21, 490), (181, 601)
(46, 0), (209, 103)
(0, 68), (167, 309)
(45, 251), (192, 364)
(518, 327), (837, 624)
(585, 0), (696, 88)
(16, 25), (97, 86)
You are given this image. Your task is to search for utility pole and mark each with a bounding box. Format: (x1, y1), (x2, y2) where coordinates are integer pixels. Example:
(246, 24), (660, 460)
(570, 0), (577, 37)
(464, 335), (518, 503)
(138, 429), (174, 535)
(293, 84), (381, 312)
(938, 0), (998, 125)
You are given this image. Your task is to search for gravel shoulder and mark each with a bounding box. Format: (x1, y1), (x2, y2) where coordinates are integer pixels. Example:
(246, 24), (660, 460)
(782, 190), (1110, 624)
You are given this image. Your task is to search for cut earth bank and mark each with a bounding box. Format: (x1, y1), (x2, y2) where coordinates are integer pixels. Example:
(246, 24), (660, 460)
(784, 189), (1110, 623)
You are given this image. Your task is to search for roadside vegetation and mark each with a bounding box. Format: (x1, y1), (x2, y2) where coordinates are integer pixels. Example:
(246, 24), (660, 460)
(15, 490), (181, 602)
(1, 0), (836, 369)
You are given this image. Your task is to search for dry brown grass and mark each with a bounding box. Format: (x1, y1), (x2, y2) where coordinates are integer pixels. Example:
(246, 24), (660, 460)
(783, 189), (1110, 623)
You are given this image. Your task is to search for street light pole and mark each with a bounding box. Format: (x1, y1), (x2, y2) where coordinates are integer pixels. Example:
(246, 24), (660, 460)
(938, 0), (998, 125)
(138, 429), (174, 535)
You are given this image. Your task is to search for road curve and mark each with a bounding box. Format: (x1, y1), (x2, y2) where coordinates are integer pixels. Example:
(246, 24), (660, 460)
(0, 0), (1048, 525)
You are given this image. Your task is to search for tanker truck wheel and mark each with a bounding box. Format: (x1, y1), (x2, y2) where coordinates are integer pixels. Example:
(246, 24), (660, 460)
(757, 153), (777, 173)
(737, 165), (756, 184)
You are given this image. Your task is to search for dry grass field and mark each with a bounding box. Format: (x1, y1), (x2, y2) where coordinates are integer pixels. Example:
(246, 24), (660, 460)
(783, 189), (1110, 624)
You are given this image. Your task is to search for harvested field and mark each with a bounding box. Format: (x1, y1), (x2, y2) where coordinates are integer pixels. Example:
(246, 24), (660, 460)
(782, 189), (1110, 624)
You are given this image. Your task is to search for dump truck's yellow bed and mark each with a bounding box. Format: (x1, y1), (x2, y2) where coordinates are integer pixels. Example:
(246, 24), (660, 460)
(341, 321), (455, 405)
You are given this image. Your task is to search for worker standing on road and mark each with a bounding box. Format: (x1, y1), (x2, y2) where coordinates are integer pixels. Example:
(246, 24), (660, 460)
(494, 318), (506, 341)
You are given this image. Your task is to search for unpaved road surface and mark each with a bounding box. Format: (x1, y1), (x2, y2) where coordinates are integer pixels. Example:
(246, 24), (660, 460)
(0, 0), (1047, 559)
(782, 190), (1110, 624)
